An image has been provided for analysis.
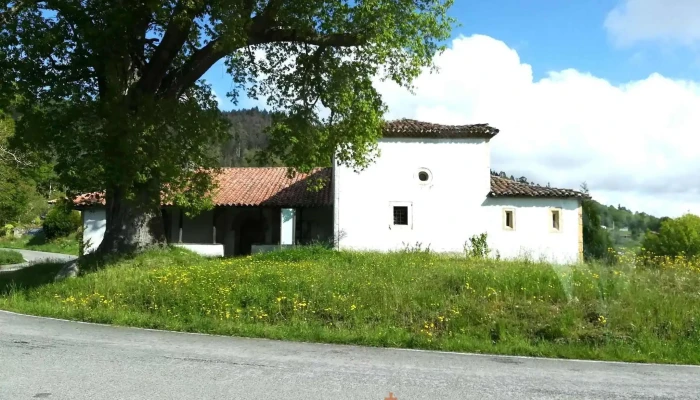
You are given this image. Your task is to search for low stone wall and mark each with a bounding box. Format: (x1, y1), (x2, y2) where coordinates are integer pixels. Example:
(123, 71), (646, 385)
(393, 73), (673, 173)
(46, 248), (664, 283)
(173, 243), (224, 257)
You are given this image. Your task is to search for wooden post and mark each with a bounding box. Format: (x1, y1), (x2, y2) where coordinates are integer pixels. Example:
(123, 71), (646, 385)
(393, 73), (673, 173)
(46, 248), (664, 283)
(213, 210), (217, 244)
(178, 209), (183, 243)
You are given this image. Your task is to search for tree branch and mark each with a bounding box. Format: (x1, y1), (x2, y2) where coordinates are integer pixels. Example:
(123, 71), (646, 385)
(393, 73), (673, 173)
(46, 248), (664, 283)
(249, 29), (365, 47)
(0, 0), (28, 26)
(0, 145), (30, 166)
(162, 30), (364, 99)
(129, 7), (154, 74)
(160, 0), (366, 98)
(137, 1), (202, 95)
(160, 38), (225, 98)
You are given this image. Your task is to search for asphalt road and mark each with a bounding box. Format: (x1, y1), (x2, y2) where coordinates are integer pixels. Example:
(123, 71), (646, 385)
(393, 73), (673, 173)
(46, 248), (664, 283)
(1, 311), (698, 400)
(0, 249), (76, 271)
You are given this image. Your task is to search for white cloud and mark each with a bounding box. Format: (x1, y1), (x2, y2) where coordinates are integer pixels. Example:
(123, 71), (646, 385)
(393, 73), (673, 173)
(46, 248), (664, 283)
(605, 0), (700, 46)
(374, 34), (700, 218)
(211, 89), (225, 107)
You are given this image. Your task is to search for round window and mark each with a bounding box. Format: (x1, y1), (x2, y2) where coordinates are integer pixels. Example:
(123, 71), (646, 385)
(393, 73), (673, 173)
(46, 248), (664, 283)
(417, 168), (432, 184)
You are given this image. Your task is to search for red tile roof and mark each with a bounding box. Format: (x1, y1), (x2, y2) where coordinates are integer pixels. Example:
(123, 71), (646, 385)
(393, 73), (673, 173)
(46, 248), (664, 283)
(74, 168), (587, 208)
(73, 167), (333, 208)
(213, 167), (331, 206)
(73, 192), (105, 207)
(489, 176), (589, 199)
(383, 119), (499, 139)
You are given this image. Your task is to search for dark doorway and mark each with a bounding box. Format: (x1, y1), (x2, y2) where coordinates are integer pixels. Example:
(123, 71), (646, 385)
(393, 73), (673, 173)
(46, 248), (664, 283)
(237, 216), (266, 255)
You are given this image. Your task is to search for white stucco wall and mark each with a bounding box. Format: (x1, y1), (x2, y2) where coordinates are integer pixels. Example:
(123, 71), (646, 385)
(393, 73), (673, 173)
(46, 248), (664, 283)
(333, 138), (582, 264)
(81, 208), (106, 255)
(480, 197), (581, 264)
(334, 138), (491, 253)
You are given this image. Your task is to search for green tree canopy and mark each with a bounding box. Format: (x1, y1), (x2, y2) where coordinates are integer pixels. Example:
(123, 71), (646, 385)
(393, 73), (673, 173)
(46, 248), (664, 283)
(1, 0), (455, 254)
(0, 109), (49, 227)
(641, 213), (700, 259)
(580, 182), (615, 262)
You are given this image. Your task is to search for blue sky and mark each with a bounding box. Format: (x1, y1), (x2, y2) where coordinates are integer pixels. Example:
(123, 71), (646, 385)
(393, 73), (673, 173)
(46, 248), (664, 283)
(205, 0), (700, 111)
(449, 0), (700, 83)
(202, 0), (700, 218)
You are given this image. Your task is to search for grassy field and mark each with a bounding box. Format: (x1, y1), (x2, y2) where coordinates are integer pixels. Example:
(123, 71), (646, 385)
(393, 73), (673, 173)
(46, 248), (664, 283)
(1, 246), (699, 364)
(0, 232), (79, 255)
(0, 249), (24, 265)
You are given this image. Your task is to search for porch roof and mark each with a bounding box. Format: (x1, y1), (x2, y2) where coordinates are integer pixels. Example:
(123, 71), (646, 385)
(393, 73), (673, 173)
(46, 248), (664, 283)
(73, 167), (333, 208)
(214, 167), (332, 206)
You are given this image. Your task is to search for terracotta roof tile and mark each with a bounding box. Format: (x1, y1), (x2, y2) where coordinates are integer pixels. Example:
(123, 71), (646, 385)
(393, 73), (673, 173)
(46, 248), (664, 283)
(73, 167), (332, 208)
(74, 168), (587, 208)
(213, 167), (332, 206)
(383, 119), (499, 139)
(73, 192), (106, 207)
(489, 176), (589, 199)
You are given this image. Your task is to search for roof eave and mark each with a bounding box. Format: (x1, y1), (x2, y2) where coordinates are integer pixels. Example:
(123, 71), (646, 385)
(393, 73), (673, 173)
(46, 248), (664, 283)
(488, 193), (589, 200)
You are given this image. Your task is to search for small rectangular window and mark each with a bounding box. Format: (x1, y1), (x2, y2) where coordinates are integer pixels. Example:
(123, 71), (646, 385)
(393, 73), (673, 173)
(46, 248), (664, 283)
(503, 209), (514, 230)
(551, 209), (561, 231)
(393, 206), (408, 225)
(506, 210), (513, 229)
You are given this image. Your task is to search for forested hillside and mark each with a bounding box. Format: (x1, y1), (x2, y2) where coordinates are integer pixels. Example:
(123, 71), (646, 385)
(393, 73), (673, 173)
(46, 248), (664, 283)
(218, 108), (277, 167)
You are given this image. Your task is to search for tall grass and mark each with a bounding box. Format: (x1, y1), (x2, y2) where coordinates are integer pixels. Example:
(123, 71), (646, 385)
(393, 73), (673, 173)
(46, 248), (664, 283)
(1, 246), (699, 364)
(0, 249), (24, 265)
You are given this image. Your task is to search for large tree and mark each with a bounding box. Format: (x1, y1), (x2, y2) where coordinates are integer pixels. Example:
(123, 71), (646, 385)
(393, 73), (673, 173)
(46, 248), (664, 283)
(1, 1), (455, 254)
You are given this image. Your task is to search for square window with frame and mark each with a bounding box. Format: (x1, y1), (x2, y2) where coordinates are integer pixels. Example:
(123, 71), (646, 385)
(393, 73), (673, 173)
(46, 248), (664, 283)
(389, 201), (412, 228)
(550, 209), (561, 231)
(393, 206), (408, 225)
(503, 208), (515, 230)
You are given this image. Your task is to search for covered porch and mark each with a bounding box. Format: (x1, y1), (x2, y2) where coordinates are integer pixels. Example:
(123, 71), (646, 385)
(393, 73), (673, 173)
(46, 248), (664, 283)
(74, 167), (334, 257)
(162, 205), (333, 257)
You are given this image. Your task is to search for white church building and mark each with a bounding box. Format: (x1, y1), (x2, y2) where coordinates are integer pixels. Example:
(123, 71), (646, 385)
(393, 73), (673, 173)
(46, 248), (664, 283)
(75, 119), (587, 264)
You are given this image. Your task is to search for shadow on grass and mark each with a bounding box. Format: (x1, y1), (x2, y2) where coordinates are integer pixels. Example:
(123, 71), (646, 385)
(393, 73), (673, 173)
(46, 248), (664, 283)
(77, 249), (141, 274)
(26, 232), (50, 247)
(0, 262), (65, 294)
(0, 246), (145, 295)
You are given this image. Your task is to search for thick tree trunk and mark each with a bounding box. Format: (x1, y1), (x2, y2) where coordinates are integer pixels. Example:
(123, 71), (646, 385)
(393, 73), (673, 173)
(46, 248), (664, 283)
(96, 182), (167, 255)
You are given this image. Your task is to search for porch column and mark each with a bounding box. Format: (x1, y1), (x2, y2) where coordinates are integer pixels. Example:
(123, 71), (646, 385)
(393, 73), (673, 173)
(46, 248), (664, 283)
(280, 208), (296, 245)
(178, 209), (183, 243)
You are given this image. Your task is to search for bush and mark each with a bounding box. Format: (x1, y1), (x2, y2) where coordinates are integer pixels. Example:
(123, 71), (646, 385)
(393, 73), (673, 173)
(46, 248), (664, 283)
(579, 185), (615, 263)
(42, 199), (81, 240)
(0, 249), (24, 265)
(2, 223), (13, 237)
(640, 213), (700, 259)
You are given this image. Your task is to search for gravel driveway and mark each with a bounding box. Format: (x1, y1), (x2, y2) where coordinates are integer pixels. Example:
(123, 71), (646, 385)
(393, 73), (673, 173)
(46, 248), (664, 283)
(0, 249), (77, 272)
